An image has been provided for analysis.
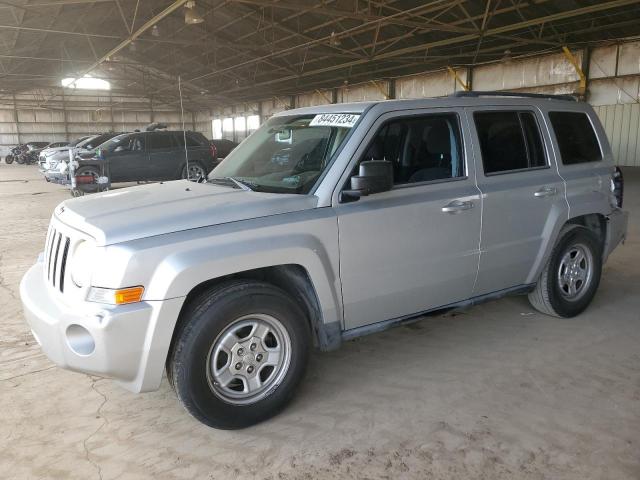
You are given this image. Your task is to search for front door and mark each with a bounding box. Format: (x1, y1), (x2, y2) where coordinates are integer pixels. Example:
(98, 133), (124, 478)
(108, 134), (148, 182)
(335, 109), (482, 331)
(467, 107), (567, 295)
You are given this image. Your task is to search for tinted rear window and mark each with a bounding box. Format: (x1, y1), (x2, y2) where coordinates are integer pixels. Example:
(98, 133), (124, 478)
(474, 111), (547, 174)
(549, 112), (602, 164)
(174, 132), (203, 147)
(148, 133), (174, 149)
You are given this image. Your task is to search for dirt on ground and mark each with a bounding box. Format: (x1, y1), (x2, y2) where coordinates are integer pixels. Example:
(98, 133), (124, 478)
(0, 164), (639, 480)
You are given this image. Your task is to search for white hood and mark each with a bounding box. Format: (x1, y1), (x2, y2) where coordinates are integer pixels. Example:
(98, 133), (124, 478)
(41, 146), (71, 157)
(54, 180), (318, 246)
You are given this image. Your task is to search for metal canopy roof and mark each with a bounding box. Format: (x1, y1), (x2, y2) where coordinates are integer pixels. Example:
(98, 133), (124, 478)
(1, 0), (640, 109)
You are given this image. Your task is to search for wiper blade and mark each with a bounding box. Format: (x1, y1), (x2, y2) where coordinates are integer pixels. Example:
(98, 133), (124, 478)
(207, 176), (256, 191)
(225, 176), (257, 191)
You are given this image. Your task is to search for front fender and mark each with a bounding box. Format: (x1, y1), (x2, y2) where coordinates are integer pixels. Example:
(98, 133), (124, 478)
(120, 208), (343, 329)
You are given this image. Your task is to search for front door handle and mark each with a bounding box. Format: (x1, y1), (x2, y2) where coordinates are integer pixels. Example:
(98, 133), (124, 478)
(534, 186), (557, 198)
(441, 200), (474, 214)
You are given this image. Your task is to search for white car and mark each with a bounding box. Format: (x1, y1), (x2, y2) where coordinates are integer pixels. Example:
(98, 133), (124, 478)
(39, 137), (90, 170)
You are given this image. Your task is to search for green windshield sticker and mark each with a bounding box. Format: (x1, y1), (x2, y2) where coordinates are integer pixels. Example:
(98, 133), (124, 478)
(309, 113), (360, 128)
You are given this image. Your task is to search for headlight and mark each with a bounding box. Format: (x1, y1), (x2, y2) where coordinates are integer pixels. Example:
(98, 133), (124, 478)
(87, 286), (145, 305)
(70, 240), (94, 287)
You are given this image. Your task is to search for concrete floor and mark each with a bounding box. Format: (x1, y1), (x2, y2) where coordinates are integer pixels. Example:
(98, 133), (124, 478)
(1, 164), (638, 480)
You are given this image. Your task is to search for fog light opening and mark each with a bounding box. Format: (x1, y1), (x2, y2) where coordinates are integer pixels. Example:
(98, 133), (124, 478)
(66, 324), (95, 356)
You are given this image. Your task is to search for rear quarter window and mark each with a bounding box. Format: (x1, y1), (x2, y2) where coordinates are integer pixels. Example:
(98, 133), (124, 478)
(174, 132), (206, 147)
(549, 111), (602, 165)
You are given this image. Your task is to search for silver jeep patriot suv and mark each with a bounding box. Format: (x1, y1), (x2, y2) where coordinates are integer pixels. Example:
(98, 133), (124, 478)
(20, 92), (628, 429)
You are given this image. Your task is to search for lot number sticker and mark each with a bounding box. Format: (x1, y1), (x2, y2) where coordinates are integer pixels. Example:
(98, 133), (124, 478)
(310, 113), (360, 128)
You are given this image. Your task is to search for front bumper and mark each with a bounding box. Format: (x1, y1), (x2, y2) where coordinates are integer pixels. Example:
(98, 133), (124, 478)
(20, 260), (184, 392)
(604, 208), (629, 260)
(40, 168), (69, 184)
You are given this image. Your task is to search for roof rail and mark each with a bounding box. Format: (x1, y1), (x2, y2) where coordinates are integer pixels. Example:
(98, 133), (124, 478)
(451, 90), (578, 102)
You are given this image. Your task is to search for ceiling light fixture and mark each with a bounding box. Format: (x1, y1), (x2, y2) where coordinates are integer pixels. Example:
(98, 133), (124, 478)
(329, 31), (341, 47)
(62, 75), (110, 90)
(184, 1), (204, 25)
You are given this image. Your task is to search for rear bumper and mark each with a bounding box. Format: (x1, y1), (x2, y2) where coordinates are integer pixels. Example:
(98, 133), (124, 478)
(20, 260), (184, 392)
(604, 208), (628, 260)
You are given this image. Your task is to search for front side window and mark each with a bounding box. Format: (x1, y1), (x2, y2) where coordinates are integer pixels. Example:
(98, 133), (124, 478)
(548, 112), (602, 165)
(101, 134), (145, 153)
(211, 113), (356, 194)
(360, 113), (464, 185)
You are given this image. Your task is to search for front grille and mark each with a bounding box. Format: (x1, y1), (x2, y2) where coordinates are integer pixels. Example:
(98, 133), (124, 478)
(44, 225), (71, 293)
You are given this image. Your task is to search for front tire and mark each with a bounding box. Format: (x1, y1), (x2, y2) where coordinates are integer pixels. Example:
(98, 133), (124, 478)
(528, 226), (602, 317)
(5, 155), (14, 164)
(168, 281), (311, 429)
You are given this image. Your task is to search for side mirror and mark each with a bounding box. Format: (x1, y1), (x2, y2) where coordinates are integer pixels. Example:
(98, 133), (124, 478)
(340, 160), (393, 203)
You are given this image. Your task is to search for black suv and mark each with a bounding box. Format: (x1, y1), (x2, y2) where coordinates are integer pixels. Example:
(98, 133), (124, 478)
(77, 131), (216, 182)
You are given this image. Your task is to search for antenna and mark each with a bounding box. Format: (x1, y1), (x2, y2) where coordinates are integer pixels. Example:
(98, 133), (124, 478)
(178, 75), (190, 180)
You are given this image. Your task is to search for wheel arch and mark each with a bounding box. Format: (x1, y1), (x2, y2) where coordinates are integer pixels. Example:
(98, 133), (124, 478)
(169, 264), (342, 359)
(527, 212), (607, 284)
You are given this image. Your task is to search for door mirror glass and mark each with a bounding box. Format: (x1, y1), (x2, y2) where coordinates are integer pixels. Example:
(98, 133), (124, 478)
(342, 160), (393, 201)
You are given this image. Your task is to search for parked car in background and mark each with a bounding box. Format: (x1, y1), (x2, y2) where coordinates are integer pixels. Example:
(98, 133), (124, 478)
(72, 130), (216, 185)
(211, 139), (238, 162)
(45, 141), (70, 149)
(39, 136), (92, 167)
(20, 93), (628, 429)
(40, 133), (121, 173)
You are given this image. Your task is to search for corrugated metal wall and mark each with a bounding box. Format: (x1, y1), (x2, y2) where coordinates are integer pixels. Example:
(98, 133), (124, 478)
(0, 91), (212, 157)
(594, 104), (640, 167)
(210, 39), (640, 167)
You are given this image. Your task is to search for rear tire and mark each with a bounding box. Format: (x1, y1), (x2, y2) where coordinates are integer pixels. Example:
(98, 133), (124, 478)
(528, 226), (602, 317)
(5, 155), (14, 164)
(181, 162), (206, 181)
(168, 280), (311, 429)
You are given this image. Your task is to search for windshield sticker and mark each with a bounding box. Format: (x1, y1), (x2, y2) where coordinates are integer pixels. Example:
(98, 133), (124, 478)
(309, 113), (360, 128)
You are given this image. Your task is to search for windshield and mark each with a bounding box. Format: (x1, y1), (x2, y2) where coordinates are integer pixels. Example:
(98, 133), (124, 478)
(99, 133), (130, 152)
(210, 113), (358, 194)
(76, 136), (99, 149)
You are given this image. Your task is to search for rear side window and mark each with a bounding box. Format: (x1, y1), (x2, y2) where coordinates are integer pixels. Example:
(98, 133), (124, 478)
(549, 112), (602, 164)
(148, 133), (174, 150)
(474, 111), (547, 174)
(174, 132), (202, 147)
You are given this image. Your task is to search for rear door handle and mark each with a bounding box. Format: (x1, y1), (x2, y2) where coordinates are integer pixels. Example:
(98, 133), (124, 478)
(534, 186), (557, 198)
(441, 200), (474, 214)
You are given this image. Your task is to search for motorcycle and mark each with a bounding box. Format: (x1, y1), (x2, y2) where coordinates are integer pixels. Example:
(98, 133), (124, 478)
(5, 144), (24, 164)
(6, 144), (43, 165)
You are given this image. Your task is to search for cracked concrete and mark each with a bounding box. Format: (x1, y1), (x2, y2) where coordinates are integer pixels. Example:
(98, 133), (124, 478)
(0, 164), (639, 480)
(83, 379), (109, 480)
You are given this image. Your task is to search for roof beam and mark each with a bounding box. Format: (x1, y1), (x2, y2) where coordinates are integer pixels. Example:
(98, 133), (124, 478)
(210, 0), (640, 96)
(229, 0), (477, 34)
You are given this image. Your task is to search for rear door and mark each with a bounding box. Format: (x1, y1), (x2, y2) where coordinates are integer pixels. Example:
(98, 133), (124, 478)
(468, 107), (567, 295)
(147, 132), (179, 180)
